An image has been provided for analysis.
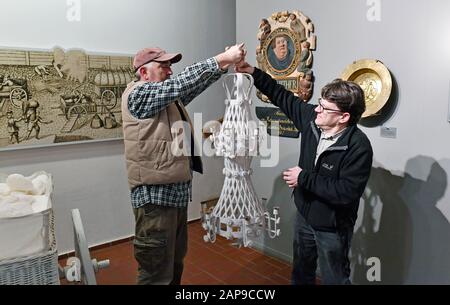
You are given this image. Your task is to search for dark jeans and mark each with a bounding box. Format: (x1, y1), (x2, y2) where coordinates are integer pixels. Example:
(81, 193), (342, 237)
(133, 204), (187, 285)
(291, 212), (353, 285)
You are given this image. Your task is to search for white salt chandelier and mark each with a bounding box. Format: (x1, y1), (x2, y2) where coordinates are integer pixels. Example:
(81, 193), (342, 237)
(202, 73), (280, 247)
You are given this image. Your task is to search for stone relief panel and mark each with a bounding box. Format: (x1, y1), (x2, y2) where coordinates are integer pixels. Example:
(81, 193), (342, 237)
(0, 47), (133, 150)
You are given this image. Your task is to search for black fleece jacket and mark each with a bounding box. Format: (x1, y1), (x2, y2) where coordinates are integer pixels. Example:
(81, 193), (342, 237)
(252, 68), (373, 231)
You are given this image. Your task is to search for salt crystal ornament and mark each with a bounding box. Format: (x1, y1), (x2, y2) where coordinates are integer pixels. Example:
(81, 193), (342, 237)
(201, 73), (281, 247)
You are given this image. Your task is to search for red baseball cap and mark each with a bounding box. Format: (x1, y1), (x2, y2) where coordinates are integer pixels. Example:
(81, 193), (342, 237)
(133, 47), (182, 70)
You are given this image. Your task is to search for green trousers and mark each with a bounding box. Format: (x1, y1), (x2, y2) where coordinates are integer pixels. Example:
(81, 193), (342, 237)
(133, 204), (188, 285)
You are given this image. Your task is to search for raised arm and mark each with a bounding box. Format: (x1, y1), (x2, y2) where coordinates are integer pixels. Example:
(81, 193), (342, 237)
(236, 62), (315, 130)
(129, 44), (246, 119)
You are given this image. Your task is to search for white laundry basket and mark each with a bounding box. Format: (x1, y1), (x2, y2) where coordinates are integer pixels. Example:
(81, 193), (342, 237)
(0, 208), (59, 285)
(0, 171), (59, 285)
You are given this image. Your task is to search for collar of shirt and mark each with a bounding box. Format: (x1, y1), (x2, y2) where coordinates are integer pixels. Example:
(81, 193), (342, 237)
(320, 127), (347, 141)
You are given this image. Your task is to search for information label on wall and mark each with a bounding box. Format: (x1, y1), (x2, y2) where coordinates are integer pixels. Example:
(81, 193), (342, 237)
(255, 106), (299, 138)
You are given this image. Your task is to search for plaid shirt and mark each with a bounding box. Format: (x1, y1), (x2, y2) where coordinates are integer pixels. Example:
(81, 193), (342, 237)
(128, 57), (225, 209)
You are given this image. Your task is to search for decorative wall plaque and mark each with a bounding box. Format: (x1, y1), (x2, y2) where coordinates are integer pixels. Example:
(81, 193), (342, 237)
(256, 10), (316, 103)
(340, 59), (392, 118)
(0, 47), (133, 150)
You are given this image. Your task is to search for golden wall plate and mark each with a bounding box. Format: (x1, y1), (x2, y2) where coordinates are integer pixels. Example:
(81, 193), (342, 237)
(340, 59), (392, 118)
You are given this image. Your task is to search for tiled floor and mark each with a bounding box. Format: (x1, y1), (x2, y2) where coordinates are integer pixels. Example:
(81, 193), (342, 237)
(59, 220), (292, 285)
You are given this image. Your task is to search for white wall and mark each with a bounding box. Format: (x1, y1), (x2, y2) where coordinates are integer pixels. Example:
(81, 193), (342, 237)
(0, 0), (236, 253)
(4, 0), (450, 284)
(237, 0), (450, 284)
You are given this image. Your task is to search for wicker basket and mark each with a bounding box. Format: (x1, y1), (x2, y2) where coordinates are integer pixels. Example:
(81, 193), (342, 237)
(0, 209), (59, 285)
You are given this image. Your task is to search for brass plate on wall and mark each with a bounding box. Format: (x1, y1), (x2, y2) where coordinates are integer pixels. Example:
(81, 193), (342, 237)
(341, 59), (392, 118)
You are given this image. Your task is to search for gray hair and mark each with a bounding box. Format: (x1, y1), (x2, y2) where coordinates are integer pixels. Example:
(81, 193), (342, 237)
(134, 62), (154, 81)
(134, 70), (141, 81)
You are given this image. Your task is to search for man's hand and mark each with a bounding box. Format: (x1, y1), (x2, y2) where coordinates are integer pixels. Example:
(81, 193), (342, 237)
(226, 43), (246, 63)
(235, 60), (255, 74)
(221, 46), (232, 70)
(215, 43), (246, 69)
(283, 166), (302, 188)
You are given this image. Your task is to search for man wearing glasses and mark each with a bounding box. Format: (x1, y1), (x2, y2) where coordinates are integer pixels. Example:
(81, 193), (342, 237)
(122, 44), (246, 285)
(236, 62), (373, 285)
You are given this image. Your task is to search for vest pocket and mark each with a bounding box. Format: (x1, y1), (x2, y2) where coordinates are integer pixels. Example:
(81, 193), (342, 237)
(140, 140), (161, 160)
(140, 140), (172, 164)
(162, 140), (187, 167)
(161, 140), (176, 166)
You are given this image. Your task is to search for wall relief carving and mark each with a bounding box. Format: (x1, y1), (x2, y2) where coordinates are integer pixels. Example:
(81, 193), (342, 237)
(256, 10), (316, 103)
(0, 46), (133, 150)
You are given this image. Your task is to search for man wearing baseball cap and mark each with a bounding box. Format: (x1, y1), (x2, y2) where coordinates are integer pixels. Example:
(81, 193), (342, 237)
(122, 44), (245, 285)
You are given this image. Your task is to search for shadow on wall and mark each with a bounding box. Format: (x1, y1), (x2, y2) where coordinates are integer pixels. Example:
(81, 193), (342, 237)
(260, 173), (296, 263)
(350, 160), (413, 285)
(401, 156), (450, 284)
(351, 156), (449, 284)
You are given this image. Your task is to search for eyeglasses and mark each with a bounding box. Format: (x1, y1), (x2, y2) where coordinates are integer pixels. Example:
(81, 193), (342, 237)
(317, 98), (343, 113)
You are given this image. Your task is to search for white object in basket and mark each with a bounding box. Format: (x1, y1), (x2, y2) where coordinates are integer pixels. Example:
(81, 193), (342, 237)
(0, 171), (53, 261)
